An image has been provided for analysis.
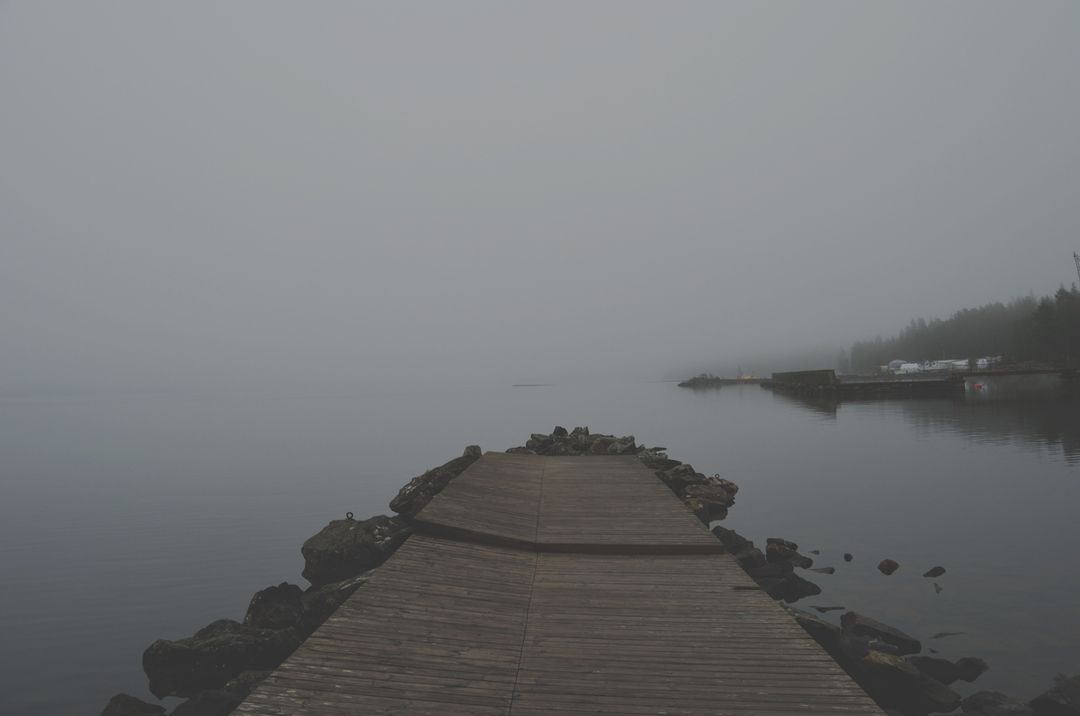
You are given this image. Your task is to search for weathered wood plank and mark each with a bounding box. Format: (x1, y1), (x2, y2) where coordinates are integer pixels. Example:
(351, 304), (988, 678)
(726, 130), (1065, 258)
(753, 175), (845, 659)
(237, 455), (882, 715)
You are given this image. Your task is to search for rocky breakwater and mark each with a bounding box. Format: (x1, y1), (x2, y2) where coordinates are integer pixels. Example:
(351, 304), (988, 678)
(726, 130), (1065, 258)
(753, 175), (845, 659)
(99, 429), (1080, 716)
(100, 445), (482, 716)
(507, 425), (739, 523)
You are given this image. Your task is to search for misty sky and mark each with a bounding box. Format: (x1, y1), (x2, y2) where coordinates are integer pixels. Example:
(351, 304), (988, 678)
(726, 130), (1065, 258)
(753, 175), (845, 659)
(3, 2), (1079, 389)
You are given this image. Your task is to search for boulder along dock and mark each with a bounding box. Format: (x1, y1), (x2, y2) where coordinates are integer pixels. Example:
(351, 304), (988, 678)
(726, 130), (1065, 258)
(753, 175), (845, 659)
(235, 451), (881, 715)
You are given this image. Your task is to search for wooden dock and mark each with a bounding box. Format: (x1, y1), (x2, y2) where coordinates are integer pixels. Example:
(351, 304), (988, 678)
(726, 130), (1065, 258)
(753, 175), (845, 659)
(236, 453), (882, 714)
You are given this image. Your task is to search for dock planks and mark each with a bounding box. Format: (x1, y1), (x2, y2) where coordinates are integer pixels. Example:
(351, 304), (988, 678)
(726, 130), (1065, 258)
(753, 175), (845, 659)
(237, 454), (882, 714)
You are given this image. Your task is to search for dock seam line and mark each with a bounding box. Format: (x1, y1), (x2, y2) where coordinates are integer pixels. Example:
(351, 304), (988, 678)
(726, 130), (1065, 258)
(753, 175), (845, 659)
(506, 463), (544, 715)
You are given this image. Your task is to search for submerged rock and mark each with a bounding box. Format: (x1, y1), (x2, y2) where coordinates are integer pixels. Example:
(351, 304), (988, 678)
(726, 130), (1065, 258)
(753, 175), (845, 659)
(300, 514), (411, 587)
(844, 553), (854, 562)
(878, 559), (900, 575)
(841, 612), (921, 655)
(170, 690), (242, 716)
(924, 566), (947, 578)
(100, 694), (165, 716)
(142, 619), (300, 698)
(1030, 672), (1080, 715)
(962, 690), (1033, 715)
(389, 445), (482, 516)
(809, 566), (836, 575)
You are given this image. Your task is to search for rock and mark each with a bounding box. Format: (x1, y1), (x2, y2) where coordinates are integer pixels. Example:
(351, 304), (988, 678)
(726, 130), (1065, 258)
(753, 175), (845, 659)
(525, 433), (553, 450)
(299, 572), (372, 631)
(243, 583), (303, 630)
(589, 436), (615, 454)
(857, 649), (962, 714)
(505, 446), (536, 455)
(840, 632), (873, 660)
(786, 607), (844, 660)
(910, 655), (989, 685)
(732, 545), (767, 570)
(100, 694), (166, 716)
(142, 619), (301, 698)
(606, 435), (637, 454)
(747, 562), (794, 581)
(811, 605), (846, 613)
(910, 655), (961, 684)
(931, 631), (966, 640)
(682, 496), (716, 523)
(841, 612), (921, 655)
(767, 537), (799, 550)
(711, 525), (751, 552)
(844, 553), (854, 562)
(766, 540), (813, 569)
(657, 464), (705, 495)
(810, 567), (836, 575)
(957, 657), (991, 683)
(552, 425), (568, 437)
(765, 572), (822, 603)
(962, 691), (1033, 715)
(924, 566), (947, 578)
(389, 445), (482, 516)
(868, 640), (902, 655)
(639, 452), (681, 471)
(223, 670), (271, 698)
(1030, 673), (1080, 715)
(682, 481), (736, 520)
(170, 690), (242, 716)
(878, 558), (900, 575)
(300, 514), (411, 587)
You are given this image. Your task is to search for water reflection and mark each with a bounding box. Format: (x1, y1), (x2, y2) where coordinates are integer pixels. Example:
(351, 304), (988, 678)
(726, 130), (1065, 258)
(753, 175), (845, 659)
(772, 388), (1080, 464)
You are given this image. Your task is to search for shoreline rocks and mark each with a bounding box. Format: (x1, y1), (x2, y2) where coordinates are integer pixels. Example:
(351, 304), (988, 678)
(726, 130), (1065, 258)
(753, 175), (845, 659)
(101, 428), (1075, 716)
(300, 514), (411, 587)
(142, 619), (301, 698)
(389, 445), (482, 517)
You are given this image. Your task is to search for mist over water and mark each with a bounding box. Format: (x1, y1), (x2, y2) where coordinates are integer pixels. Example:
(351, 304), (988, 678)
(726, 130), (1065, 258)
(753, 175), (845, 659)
(2, 382), (1079, 714)
(3, 2), (1080, 393)
(3, 2), (1080, 713)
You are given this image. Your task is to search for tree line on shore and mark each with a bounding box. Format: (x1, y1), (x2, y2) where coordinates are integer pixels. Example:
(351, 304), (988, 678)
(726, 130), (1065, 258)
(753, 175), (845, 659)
(848, 285), (1080, 373)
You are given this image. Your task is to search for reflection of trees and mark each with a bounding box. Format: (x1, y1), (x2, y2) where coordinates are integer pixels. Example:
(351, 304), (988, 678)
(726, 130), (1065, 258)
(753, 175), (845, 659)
(768, 392), (839, 418)
(770, 391), (1080, 464)
(892, 398), (1080, 464)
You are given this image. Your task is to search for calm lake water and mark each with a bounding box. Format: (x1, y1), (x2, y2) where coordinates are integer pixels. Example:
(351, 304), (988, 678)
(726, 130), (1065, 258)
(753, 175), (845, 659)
(1, 379), (1078, 714)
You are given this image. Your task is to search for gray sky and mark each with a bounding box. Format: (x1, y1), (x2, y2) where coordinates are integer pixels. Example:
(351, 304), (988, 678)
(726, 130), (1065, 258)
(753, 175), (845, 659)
(3, 1), (1078, 389)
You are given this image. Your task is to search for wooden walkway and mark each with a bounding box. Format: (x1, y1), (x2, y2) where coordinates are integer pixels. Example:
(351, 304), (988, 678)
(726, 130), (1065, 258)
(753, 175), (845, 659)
(237, 454), (882, 715)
